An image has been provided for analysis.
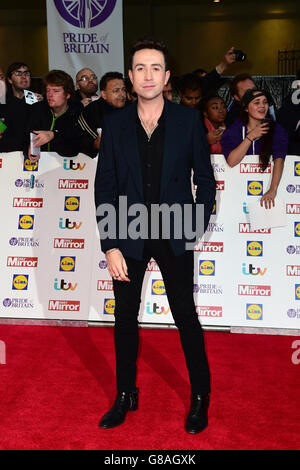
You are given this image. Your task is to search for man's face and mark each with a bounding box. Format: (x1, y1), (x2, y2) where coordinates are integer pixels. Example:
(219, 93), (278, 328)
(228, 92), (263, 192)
(76, 68), (98, 97)
(180, 88), (202, 109)
(101, 78), (126, 108)
(128, 48), (170, 101)
(235, 79), (255, 102)
(8, 66), (31, 93)
(46, 84), (70, 112)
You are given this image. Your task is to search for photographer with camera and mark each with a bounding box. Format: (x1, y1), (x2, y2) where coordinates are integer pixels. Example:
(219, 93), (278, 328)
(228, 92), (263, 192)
(193, 47), (241, 97)
(221, 89), (288, 208)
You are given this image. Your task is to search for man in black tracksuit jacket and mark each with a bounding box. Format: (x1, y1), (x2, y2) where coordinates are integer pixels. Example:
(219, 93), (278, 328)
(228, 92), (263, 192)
(24, 99), (81, 157)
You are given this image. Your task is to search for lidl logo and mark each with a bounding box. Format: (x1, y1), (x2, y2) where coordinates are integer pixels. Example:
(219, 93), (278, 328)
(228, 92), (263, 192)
(18, 214), (34, 230)
(12, 274), (29, 291)
(295, 284), (300, 300)
(23, 157), (38, 172)
(104, 298), (115, 315)
(247, 241), (263, 257)
(294, 222), (300, 237)
(247, 181), (263, 196)
(64, 196), (80, 211)
(246, 303), (263, 320)
(294, 162), (300, 176)
(151, 279), (166, 295)
(199, 260), (215, 276)
(59, 256), (76, 272)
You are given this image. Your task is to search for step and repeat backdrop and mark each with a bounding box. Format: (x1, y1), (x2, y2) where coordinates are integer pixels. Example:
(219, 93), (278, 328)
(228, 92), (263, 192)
(0, 151), (300, 330)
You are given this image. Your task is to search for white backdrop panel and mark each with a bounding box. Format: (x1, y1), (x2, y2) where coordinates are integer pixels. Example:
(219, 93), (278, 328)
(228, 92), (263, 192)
(1, 152), (300, 329)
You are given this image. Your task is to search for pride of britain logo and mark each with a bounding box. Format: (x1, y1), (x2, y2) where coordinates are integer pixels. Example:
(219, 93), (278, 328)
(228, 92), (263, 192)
(54, 0), (117, 28)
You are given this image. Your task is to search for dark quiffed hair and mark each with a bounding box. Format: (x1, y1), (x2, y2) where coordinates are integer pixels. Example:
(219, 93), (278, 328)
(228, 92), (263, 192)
(44, 70), (75, 100)
(240, 89), (274, 172)
(129, 36), (169, 70)
(100, 72), (124, 91)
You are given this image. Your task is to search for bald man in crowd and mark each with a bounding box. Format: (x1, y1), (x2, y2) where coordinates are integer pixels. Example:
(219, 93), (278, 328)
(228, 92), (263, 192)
(75, 67), (99, 107)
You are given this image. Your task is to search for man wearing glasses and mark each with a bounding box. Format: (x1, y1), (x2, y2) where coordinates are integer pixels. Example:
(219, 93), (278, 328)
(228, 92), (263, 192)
(75, 67), (99, 107)
(6, 62), (43, 102)
(0, 63), (41, 152)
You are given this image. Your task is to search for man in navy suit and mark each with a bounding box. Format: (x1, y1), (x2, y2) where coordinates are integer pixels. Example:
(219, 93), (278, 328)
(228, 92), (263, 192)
(95, 38), (216, 434)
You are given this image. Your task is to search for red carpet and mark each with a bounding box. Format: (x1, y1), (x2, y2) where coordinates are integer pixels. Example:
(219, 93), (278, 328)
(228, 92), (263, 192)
(0, 324), (299, 450)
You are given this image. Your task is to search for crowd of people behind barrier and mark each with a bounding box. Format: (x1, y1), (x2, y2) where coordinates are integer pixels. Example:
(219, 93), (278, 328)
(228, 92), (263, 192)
(0, 46), (299, 176)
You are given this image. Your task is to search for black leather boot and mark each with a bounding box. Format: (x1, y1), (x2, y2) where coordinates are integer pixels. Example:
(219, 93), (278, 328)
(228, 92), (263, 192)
(99, 389), (139, 429)
(185, 393), (209, 434)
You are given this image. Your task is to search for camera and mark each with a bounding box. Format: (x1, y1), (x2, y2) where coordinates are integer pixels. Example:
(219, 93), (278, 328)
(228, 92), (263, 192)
(233, 49), (247, 62)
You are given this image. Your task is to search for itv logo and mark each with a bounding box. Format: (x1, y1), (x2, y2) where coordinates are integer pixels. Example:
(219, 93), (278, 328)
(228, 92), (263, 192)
(242, 263), (267, 276)
(63, 159), (86, 171)
(59, 218), (82, 230)
(54, 279), (78, 291)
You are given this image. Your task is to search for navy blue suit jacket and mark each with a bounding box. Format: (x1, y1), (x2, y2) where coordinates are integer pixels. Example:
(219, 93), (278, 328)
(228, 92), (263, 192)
(94, 98), (216, 260)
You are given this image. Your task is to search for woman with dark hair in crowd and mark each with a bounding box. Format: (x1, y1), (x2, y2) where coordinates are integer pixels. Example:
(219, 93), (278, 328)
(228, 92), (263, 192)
(202, 94), (227, 154)
(221, 88), (288, 208)
(26, 69), (81, 162)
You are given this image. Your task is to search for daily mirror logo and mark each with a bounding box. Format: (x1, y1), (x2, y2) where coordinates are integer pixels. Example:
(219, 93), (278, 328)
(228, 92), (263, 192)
(59, 179), (88, 190)
(48, 300), (80, 312)
(7, 257), (38, 268)
(13, 198), (43, 209)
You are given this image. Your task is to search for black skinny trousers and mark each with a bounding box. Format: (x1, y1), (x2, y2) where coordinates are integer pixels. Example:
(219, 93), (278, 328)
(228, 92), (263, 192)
(112, 240), (211, 395)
